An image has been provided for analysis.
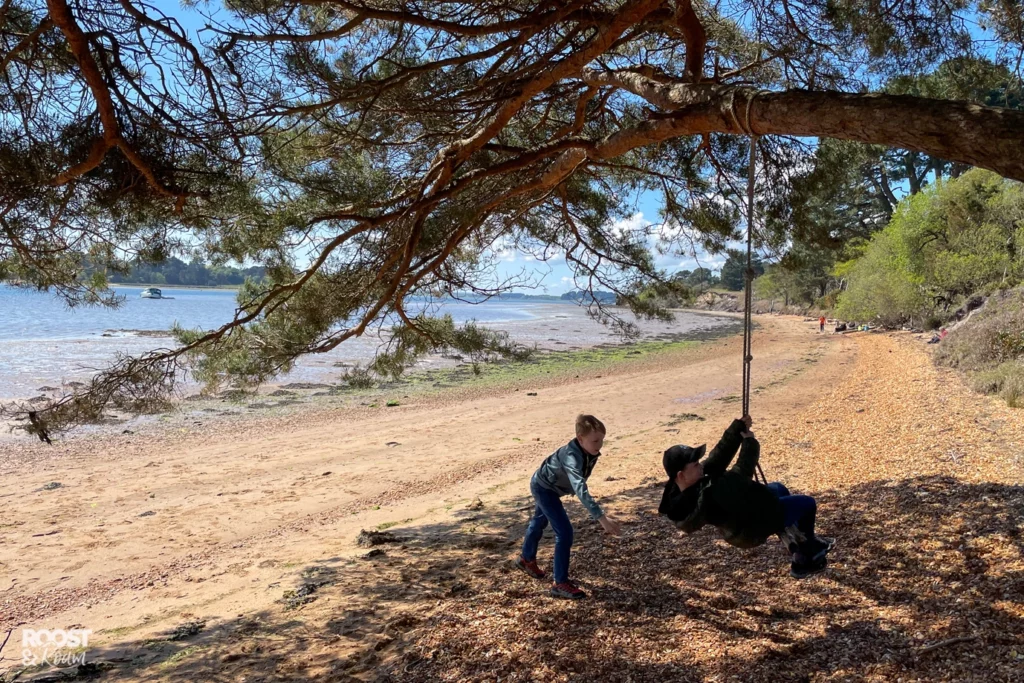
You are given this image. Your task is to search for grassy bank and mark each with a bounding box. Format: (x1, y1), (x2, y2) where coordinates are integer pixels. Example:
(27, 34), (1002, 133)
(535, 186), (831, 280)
(356, 323), (743, 401)
(192, 325), (743, 419)
(935, 287), (1024, 407)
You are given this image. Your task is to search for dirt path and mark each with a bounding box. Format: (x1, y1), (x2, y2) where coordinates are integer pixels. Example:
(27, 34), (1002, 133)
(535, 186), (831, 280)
(4, 317), (1020, 682)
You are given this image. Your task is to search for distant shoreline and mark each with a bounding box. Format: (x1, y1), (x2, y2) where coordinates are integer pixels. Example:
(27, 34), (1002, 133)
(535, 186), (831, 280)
(0, 281), (242, 291)
(1, 318), (742, 444)
(0, 286), (738, 408)
(111, 283), (241, 290)
(3, 281), (610, 301)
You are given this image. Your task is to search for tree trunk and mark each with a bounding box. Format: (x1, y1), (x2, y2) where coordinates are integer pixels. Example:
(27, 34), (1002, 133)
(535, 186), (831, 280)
(869, 166), (898, 217)
(906, 153), (922, 194)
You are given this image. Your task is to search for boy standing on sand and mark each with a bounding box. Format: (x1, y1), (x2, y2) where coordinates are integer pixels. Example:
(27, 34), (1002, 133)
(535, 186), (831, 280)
(515, 414), (622, 599)
(819, 316), (826, 333)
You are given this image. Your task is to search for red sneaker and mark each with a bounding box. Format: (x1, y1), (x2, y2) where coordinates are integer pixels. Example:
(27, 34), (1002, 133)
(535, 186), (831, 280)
(550, 581), (587, 600)
(515, 556), (545, 579)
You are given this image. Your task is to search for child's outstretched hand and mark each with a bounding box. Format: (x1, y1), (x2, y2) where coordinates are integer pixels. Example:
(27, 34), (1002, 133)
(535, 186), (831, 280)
(599, 515), (623, 536)
(741, 415), (753, 429)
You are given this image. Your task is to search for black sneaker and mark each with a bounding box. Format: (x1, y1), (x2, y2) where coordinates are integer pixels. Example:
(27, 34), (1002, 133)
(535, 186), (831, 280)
(816, 535), (836, 552)
(801, 537), (832, 562)
(790, 555), (828, 579)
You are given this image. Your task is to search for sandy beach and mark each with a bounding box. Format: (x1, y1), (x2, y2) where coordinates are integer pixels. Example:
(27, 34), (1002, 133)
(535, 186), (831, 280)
(1, 314), (1022, 682)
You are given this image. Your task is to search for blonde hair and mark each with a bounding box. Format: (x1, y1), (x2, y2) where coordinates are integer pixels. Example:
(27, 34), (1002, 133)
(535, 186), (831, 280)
(575, 414), (606, 438)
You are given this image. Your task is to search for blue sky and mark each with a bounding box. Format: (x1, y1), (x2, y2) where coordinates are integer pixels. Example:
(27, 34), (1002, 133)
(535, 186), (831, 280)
(492, 199), (728, 295)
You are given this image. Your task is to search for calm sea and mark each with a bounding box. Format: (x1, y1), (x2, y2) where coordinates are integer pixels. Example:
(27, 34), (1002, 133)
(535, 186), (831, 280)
(0, 284), (735, 399)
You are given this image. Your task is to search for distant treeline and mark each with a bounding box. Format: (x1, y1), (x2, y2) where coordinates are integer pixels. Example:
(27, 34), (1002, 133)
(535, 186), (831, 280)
(493, 290), (617, 303)
(560, 290), (617, 303)
(103, 257), (265, 287)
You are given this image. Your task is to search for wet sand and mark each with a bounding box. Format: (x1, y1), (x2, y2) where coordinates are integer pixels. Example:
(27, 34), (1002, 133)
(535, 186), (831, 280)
(1, 307), (741, 443)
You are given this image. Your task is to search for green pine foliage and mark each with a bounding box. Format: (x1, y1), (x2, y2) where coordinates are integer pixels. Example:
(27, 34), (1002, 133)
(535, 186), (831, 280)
(835, 169), (1024, 327)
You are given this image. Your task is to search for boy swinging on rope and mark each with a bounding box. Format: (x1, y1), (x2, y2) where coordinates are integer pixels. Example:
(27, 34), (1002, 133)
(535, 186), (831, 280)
(658, 416), (834, 578)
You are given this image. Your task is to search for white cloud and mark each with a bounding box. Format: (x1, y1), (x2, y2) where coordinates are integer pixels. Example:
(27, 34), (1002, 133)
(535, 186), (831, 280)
(671, 254), (727, 273)
(609, 211), (650, 238)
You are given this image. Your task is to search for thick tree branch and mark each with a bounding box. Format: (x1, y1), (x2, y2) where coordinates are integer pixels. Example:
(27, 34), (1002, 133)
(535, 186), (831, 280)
(674, 0), (706, 81)
(436, 0), (663, 186)
(213, 12), (367, 43)
(582, 70), (1024, 181)
(873, 166), (900, 210)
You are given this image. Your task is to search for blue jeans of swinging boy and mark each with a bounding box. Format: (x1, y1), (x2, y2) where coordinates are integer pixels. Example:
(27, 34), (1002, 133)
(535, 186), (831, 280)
(766, 482), (817, 540)
(521, 478), (573, 584)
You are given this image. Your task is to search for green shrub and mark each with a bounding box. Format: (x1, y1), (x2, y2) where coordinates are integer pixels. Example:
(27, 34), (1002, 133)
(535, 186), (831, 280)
(816, 290), (842, 311)
(835, 231), (929, 327)
(836, 169), (1024, 327)
(341, 364), (376, 389)
(993, 330), (1024, 358)
(1004, 370), (1024, 408)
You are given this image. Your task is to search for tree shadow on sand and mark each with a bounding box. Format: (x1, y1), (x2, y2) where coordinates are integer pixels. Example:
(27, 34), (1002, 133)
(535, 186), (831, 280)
(30, 475), (1021, 682)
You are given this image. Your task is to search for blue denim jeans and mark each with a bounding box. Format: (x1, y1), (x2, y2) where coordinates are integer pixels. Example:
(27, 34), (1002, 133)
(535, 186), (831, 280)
(521, 478), (574, 584)
(766, 482), (817, 539)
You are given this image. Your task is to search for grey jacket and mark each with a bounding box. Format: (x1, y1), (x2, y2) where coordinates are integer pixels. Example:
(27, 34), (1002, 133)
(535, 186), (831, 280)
(531, 439), (604, 519)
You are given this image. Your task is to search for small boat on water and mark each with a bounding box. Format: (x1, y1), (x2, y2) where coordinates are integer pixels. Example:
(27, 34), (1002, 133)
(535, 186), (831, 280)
(140, 287), (173, 299)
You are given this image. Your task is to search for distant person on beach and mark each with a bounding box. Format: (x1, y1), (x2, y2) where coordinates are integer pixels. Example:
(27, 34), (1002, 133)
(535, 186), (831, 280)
(515, 414), (622, 599)
(658, 416), (834, 579)
(819, 316), (826, 332)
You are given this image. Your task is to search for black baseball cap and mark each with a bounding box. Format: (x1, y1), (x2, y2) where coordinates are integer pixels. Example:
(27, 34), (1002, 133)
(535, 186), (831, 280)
(662, 443), (707, 478)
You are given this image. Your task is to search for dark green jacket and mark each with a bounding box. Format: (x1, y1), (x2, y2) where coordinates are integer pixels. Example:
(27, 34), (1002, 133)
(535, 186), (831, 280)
(532, 439), (603, 519)
(658, 419), (784, 548)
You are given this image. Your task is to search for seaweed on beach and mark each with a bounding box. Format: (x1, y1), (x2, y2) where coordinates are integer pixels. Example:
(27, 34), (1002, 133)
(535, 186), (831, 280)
(279, 566), (339, 611)
(663, 413), (705, 426)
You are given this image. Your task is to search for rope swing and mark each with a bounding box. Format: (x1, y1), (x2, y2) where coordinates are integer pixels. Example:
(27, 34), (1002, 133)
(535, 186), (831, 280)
(725, 93), (768, 484)
(742, 135), (756, 422)
(742, 135), (767, 486)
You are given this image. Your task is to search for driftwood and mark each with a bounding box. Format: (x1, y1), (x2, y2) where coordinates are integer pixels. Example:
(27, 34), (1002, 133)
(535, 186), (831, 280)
(27, 411), (52, 444)
(917, 635), (978, 655)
